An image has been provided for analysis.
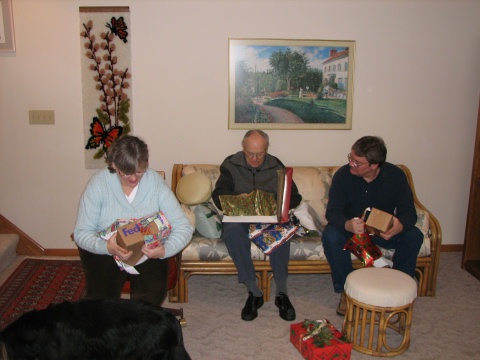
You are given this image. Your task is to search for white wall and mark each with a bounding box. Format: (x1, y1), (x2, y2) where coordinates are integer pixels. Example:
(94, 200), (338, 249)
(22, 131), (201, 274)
(1, 0), (479, 249)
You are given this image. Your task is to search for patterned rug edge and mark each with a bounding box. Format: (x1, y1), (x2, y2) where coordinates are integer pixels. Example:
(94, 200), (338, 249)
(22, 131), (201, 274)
(0, 258), (86, 330)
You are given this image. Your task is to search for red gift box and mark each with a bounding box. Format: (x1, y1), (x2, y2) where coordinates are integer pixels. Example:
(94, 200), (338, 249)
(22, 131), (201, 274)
(290, 319), (351, 360)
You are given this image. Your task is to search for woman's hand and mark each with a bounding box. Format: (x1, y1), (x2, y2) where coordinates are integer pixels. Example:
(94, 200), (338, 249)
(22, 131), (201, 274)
(142, 242), (166, 259)
(106, 232), (133, 261)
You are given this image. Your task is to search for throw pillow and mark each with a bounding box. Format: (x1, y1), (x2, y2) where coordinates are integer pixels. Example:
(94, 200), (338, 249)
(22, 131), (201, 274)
(176, 172), (212, 205)
(194, 203), (222, 239)
(292, 201), (323, 233)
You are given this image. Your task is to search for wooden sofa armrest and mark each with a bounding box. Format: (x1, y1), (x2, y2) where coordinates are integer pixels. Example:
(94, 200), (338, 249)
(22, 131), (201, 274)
(171, 164), (185, 198)
(398, 164), (442, 296)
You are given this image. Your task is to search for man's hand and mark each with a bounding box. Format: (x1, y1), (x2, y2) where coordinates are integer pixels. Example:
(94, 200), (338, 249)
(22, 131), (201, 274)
(345, 217), (365, 234)
(142, 242), (166, 259)
(106, 232), (133, 261)
(379, 216), (403, 240)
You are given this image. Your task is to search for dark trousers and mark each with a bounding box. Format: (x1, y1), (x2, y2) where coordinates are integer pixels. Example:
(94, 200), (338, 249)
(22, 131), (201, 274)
(222, 222), (290, 290)
(322, 224), (424, 293)
(78, 247), (169, 305)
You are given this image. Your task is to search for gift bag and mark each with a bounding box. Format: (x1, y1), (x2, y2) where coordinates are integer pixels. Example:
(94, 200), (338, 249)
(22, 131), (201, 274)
(344, 232), (382, 267)
(344, 208), (382, 267)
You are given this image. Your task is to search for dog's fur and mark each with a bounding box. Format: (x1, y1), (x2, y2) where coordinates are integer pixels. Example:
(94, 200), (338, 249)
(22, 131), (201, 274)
(0, 298), (190, 360)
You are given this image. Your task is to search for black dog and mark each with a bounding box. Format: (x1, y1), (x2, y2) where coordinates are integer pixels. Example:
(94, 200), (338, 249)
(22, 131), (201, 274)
(0, 298), (191, 360)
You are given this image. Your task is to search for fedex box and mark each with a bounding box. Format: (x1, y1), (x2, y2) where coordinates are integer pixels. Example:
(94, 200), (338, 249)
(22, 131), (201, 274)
(116, 221), (160, 266)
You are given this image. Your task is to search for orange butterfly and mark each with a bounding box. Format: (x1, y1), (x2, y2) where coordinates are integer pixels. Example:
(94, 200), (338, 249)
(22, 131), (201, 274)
(85, 118), (123, 152)
(106, 17), (128, 43)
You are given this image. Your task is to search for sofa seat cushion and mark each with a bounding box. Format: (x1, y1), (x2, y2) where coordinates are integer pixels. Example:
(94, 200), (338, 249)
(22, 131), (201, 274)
(181, 232), (266, 261)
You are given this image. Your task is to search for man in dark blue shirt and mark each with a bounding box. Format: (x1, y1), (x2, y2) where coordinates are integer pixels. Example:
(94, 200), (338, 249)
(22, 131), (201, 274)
(324, 136), (423, 316)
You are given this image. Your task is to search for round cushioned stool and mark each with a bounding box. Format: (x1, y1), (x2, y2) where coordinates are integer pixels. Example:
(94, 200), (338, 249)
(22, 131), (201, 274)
(342, 267), (417, 357)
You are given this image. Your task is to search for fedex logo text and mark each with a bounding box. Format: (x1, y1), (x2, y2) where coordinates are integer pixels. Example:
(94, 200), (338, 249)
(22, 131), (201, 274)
(122, 224), (143, 237)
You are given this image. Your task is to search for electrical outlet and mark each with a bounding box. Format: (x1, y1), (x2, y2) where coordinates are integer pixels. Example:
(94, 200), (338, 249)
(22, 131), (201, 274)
(29, 110), (55, 125)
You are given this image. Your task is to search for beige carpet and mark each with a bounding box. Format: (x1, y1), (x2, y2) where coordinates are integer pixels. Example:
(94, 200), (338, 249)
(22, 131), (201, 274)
(164, 252), (480, 360)
(2, 252), (478, 359)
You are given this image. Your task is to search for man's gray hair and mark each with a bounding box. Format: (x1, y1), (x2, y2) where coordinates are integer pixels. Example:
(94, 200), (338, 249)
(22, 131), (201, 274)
(242, 130), (269, 148)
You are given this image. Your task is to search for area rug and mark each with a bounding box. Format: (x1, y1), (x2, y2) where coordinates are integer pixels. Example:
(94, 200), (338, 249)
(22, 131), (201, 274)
(0, 259), (86, 330)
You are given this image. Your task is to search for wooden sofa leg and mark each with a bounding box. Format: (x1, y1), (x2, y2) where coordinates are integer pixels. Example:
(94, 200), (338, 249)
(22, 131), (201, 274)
(178, 270), (187, 303)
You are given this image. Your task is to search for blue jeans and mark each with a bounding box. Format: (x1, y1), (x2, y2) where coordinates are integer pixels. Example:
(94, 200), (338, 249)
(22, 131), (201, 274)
(322, 224), (424, 293)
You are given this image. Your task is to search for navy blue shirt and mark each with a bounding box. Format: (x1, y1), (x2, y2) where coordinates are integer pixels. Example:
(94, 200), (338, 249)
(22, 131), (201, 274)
(326, 163), (417, 232)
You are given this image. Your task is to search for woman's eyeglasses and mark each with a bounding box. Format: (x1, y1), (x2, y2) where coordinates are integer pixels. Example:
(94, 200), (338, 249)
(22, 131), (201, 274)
(117, 169), (147, 178)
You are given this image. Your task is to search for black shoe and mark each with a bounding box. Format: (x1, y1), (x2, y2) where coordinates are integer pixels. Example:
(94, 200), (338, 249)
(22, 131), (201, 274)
(275, 292), (296, 321)
(241, 292), (264, 321)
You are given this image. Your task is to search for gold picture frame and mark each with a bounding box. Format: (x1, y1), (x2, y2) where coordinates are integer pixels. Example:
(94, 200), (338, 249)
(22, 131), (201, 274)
(0, 0), (15, 53)
(229, 38), (355, 130)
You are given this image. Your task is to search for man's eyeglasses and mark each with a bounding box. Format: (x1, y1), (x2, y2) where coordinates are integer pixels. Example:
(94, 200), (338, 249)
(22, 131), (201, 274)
(244, 151), (266, 160)
(347, 153), (368, 168)
(117, 169), (147, 178)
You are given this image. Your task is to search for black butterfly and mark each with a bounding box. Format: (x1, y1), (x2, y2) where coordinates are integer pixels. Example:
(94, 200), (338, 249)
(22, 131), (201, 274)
(106, 17), (128, 43)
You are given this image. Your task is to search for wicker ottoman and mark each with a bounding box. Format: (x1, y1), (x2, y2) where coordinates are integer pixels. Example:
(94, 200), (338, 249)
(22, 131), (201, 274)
(342, 267), (417, 357)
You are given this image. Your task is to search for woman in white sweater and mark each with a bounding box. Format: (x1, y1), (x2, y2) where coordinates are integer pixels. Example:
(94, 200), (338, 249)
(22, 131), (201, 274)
(74, 136), (193, 305)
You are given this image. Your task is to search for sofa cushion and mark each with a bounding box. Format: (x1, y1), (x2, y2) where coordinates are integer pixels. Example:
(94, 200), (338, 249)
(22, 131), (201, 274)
(292, 201), (323, 233)
(176, 172), (212, 205)
(292, 167), (332, 227)
(415, 207), (431, 257)
(194, 203), (222, 239)
(181, 235), (266, 261)
(181, 164), (221, 192)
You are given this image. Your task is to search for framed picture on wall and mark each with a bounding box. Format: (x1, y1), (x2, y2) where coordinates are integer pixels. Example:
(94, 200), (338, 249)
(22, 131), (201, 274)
(228, 38), (355, 130)
(0, 0), (15, 53)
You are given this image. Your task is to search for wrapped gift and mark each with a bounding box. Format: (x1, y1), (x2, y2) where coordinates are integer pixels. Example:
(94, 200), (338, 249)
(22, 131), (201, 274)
(219, 189), (276, 217)
(290, 319), (351, 360)
(248, 217), (299, 254)
(220, 168), (293, 223)
(343, 207), (383, 267)
(98, 211), (171, 266)
(344, 232), (382, 267)
(116, 212), (171, 266)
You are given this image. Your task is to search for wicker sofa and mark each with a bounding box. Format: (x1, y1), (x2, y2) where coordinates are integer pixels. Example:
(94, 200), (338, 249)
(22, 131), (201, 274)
(168, 164), (442, 303)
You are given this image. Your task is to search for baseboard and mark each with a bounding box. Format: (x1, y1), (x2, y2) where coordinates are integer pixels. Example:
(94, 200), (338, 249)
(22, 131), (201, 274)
(44, 249), (80, 256)
(440, 244), (463, 252)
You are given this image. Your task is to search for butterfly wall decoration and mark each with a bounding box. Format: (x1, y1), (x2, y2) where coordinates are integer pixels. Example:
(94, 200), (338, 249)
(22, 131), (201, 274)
(106, 17), (128, 43)
(80, 7), (132, 165)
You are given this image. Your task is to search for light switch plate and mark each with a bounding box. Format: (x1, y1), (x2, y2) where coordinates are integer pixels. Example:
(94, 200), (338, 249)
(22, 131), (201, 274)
(29, 110), (55, 125)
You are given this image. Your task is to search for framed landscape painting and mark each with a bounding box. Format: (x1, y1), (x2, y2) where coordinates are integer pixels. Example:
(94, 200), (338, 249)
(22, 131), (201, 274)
(0, 0), (15, 53)
(228, 38), (355, 130)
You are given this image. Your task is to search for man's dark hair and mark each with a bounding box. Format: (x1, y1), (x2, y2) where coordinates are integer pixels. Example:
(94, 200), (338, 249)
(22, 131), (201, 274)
(351, 136), (387, 165)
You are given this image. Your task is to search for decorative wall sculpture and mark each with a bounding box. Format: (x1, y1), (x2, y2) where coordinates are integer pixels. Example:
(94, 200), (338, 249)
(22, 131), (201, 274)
(79, 6), (132, 169)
